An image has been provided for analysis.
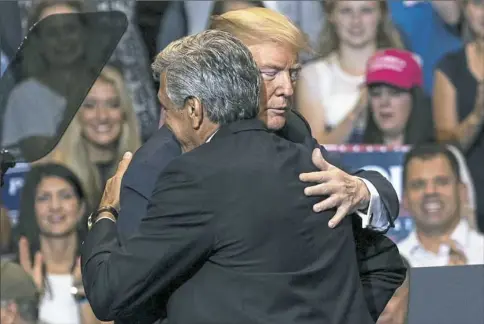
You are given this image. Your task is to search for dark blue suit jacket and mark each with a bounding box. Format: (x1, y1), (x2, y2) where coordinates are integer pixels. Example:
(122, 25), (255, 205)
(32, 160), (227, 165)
(117, 125), (181, 246)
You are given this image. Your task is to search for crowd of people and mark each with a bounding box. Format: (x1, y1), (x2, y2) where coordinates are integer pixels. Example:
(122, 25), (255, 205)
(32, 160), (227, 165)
(0, 1), (483, 324)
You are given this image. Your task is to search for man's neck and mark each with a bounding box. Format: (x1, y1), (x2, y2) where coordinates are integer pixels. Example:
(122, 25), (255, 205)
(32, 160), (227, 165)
(416, 217), (461, 254)
(181, 124), (219, 153)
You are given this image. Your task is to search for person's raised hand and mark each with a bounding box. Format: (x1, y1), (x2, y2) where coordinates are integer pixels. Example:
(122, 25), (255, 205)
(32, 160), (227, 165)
(99, 152), (133, 211)
(18, 236), (43, 291)
(299, 149), (370, 228)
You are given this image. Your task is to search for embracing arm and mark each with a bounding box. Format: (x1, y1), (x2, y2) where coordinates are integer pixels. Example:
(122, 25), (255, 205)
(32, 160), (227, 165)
(81, 163), (214, 322)
(116, 125), (182, 244)
(352, 216), (407, 321)
(284, 110), (399, 231)
(320, 145), (399, 231)
(320, 147), (404, 318)
(287, 111), (403, 318)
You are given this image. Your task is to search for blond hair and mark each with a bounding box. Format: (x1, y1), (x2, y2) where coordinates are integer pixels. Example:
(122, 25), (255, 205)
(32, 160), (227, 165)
(319, 0), (404, 58)
(48, 65), (141, 207)
(210, 7), (312, 54)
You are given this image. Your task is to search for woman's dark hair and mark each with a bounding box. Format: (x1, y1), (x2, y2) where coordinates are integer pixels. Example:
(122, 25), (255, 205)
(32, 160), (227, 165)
(15, 163), (89, 266)
(362, 86), (435, 145)
(210, 0), (265, 16)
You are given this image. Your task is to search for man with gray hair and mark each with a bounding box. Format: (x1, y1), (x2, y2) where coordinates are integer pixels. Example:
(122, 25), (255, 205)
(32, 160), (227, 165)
(81, 29), (378, 324)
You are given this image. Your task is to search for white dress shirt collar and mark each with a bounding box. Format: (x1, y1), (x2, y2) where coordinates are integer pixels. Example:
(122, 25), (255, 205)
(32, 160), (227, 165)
(206, 129), (219, 143)
(406, 219), (470, 255)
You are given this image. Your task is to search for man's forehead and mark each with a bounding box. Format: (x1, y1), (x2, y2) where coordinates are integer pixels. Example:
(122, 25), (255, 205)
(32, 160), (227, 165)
(407, 155), (453, 178)
(249, 42), (298, 69)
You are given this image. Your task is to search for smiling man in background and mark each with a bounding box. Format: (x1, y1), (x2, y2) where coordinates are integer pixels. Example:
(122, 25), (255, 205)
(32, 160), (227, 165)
(398, 143), (484, 267)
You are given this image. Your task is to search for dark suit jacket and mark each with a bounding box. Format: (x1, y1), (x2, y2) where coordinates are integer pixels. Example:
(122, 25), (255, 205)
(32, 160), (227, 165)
(116, 111), (403, 323)
(117, 125), (181, 245)
(82, 119), (394, 324)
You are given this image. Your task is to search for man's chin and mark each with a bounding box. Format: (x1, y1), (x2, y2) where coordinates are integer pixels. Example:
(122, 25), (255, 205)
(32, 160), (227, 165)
(265, 114), (287, 131)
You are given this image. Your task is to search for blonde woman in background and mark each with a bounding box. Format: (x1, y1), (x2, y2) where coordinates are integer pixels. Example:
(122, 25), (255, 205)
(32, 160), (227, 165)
(297, 0), (404, 144)
(49, 65), (141, 208)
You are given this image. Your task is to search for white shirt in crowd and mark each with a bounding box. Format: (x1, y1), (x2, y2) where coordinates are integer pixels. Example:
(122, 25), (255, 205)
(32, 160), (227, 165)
(299, 53), (365, 130)
(39, 274), (80, 324)
(398, 219), (484, 267)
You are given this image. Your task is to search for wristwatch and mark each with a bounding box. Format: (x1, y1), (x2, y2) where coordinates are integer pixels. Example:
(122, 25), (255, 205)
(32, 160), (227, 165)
(87, 206), (119, 230)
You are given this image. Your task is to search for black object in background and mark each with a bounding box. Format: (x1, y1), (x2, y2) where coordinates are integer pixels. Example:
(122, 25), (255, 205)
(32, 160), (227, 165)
(408, 265), (484, 324)
(0, 11), (128, 165)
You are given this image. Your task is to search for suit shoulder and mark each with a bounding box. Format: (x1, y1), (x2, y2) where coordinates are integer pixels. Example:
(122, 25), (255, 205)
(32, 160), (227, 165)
(158, 149), (205, 182)
(132, 126), (181, 167)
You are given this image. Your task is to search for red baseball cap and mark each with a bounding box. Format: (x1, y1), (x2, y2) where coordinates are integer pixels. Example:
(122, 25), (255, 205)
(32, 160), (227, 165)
(365, 49), (423, 90)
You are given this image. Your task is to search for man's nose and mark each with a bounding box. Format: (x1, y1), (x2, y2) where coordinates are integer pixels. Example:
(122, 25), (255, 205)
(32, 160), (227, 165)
(276, 72), (294, 97)
(424, 182), (438, 195)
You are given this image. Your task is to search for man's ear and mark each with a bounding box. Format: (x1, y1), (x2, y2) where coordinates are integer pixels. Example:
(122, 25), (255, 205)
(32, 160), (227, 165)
(184, 97), (203, 129)
(402, 192), (409, 211)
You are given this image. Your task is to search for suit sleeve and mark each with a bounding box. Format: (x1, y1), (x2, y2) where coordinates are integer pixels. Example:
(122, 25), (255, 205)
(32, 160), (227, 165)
(319, 145), (399, 229)
(285, 112), (405, 318)
(117, 126), (182, 244)
(81, 163), (215, 322)
(282, 112), (399, 227)
(352, 217), (407, 321)
(320, 144), (404, 318)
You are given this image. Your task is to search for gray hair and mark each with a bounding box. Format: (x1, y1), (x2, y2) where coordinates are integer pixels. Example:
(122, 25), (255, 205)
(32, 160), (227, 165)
(152, 29), (261, 125)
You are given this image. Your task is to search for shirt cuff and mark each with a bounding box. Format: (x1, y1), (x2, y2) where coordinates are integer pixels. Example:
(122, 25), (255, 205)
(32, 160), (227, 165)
(355, 178), (389, 230)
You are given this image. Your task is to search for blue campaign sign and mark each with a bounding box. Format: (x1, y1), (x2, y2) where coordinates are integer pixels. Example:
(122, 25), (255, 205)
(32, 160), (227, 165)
(325, 145), (414, 243)
(1, 163), (29, 227)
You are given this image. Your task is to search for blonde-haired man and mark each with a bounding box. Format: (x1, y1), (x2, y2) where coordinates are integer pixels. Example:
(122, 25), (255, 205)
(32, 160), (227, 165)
(110, 7), (403, 324)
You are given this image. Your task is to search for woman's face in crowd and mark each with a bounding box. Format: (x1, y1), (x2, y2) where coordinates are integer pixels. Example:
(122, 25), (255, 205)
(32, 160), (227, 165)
(465, 1), (484, 38)
(38, 5), (84, 67)
(331, 0), (381, 48)
(79, 79), (124, 147)
(35, 176), (84, 237)
(369, 85), (412, 138)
